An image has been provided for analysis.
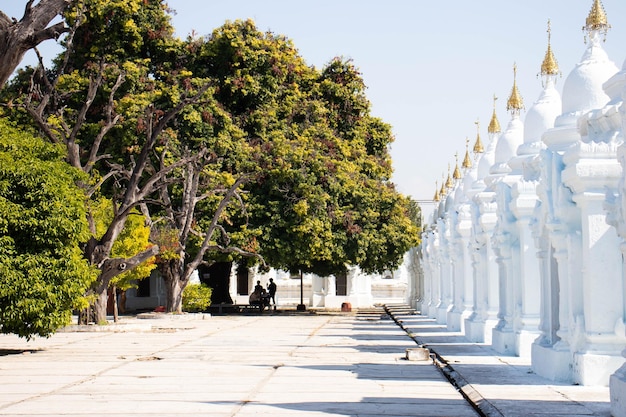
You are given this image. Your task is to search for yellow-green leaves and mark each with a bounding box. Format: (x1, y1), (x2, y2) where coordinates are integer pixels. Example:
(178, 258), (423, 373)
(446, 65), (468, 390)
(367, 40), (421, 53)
(111, 212), (156, 290)
(293, 200), (309, 217)
(0, 120), (97, 338)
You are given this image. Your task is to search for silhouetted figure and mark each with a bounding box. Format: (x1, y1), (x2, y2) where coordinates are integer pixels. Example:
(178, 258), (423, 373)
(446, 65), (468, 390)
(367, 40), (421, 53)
(250, 280), (269, 312)
(267, 278), (277, 308)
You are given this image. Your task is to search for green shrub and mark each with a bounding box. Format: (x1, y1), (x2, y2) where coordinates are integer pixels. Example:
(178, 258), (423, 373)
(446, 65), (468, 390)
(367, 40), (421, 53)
(182, 283), (213, 312)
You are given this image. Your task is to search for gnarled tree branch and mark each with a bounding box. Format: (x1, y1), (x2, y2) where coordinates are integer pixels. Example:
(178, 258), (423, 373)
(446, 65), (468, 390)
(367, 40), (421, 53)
(0, 0), (72, 89)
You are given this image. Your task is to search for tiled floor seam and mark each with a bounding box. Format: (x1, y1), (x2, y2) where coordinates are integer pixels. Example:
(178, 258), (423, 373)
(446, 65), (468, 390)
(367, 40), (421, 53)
(383, 304), (505, 417)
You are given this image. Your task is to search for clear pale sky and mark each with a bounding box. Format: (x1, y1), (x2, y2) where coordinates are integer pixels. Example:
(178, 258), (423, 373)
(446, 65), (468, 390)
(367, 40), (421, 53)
(5, 1), (626, 219)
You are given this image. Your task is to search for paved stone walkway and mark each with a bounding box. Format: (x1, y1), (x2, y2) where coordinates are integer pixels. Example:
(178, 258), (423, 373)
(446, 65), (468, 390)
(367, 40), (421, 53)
(384, 304), (612, 417)
(0, 309), (477, 417)
(0, 306), (613, 417)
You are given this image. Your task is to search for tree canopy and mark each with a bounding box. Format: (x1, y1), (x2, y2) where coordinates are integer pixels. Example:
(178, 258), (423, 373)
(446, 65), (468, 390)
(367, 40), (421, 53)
(199, 20), (419, 276)
(0, 120), (96, 338)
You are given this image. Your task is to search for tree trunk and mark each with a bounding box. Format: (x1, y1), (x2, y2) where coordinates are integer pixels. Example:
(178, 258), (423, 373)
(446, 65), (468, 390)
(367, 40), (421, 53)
(78, 289), (108, 324)
(93, 289), (108, 324)
(160, 258), (186, 314)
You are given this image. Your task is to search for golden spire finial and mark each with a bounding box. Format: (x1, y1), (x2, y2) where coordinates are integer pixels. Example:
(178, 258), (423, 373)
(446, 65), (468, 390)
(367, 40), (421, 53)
(453, 152), (462, 180)
(440, 174), (446, 197)
(462, 137), (472, 169)
(506, 63), (524, 114)
(584, 0), (610, 36)
(445, 164), (453, 189)
(541, 20), (560, 76)
(473, 119), (485, 154)
(488, 95), (501, 134)
(433, 181), (440, 202)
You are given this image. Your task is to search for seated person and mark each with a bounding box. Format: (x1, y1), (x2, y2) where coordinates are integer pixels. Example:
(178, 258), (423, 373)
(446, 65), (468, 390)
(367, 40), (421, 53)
(249, 280), (266, 305)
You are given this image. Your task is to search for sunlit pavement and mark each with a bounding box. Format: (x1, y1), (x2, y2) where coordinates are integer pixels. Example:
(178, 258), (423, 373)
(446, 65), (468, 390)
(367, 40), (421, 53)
(385, 304), (611, 417)
(0, 308), (478, 417)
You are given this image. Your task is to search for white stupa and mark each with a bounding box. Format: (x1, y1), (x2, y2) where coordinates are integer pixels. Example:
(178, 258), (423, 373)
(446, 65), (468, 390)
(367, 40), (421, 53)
(470, 102), (498, 197)
(487, 66), (524, 183)
(508, 21), (562, 186)
(517, 21), (562, 169)
(555, 0), (618, 130)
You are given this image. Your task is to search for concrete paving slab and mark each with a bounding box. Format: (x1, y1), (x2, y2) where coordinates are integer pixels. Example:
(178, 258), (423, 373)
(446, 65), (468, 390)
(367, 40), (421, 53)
(0, 312), (479, 417)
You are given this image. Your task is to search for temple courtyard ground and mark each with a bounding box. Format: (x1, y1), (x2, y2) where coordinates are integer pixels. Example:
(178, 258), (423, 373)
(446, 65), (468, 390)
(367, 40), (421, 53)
(0, 305), (612, 417)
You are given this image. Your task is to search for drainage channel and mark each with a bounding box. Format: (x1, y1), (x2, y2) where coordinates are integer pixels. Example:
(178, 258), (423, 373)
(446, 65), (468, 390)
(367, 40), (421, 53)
(383, 304), (504, 417)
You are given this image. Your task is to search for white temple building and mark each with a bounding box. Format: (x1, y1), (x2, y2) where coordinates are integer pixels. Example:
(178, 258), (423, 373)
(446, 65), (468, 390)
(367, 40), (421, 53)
(124, 251), (421, 313)
(417, 1), (626, 414)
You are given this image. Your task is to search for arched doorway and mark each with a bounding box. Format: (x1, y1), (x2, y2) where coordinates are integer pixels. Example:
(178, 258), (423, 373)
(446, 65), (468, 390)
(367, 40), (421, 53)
(237, 264), (249, 295)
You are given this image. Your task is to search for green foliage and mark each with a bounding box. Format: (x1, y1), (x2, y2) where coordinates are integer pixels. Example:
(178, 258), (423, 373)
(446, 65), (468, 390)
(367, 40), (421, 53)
(65, 0), (175, 66)
(110, 212), (156, 290)
(200, 21), (419, 276)
(0, 120), (97, 338)
(407, 199), (423, 235)
(182, 283), (212, 312)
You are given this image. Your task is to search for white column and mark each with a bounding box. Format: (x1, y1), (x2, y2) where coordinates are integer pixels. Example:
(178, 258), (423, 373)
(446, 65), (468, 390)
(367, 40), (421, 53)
(572, 192), (625, 385)
(446, 240), (464, 331)
(492, 224), (516, 354)
(516, 217), (542, 356)
(465, 193), (499, 343)
(532, 225), (558, 348)
(422, 232), (431, 316)
(346, 266), (373, 308)
(610, 242), (626, 417)
(428, 231), (441, 318)
(531, 227), (576, 382)
(311, 275), (327, 307)
(609, 73), (626, 415)
(460, 236), (474, 329)
(436, 218), (451, 324)
(511, 180), (542, 357)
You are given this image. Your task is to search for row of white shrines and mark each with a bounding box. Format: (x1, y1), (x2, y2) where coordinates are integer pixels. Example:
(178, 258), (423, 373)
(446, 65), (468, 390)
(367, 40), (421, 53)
(420, 1), (626, 415)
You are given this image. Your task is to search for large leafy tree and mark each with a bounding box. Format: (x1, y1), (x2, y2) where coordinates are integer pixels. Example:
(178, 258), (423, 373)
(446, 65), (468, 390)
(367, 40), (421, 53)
(202, 20), (419, 277)
(120, 19), (418, 312)
(0, 120), (97, 338)
(130, 19), (320, 312)
(2, 0), (213, 323)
